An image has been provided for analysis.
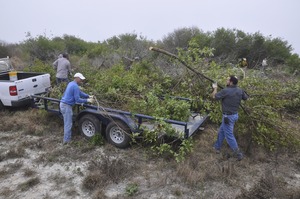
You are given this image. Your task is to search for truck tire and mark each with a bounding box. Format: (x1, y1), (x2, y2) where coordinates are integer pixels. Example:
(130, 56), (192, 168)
(78, 114), (101, 138)
(0, 101), (4, 111)
(106, 120), (131, 149)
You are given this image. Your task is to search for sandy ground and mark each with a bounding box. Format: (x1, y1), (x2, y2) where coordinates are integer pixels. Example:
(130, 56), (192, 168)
(0, 123), (300, 199)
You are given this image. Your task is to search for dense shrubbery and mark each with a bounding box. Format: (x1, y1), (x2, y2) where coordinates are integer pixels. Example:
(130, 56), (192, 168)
(1, 27), (299, 161)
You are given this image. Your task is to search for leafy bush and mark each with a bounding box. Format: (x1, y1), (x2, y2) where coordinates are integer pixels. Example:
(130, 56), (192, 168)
(23, 59), (56, 85)
(176, 43), (300, 151)
(9, 27), (299, 161)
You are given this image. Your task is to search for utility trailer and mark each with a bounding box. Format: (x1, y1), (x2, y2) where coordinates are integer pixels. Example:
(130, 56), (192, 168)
(31, 95), (209, 148)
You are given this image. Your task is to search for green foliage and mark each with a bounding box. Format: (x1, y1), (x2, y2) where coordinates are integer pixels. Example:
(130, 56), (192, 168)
(178, 38), (214, 66)
(162, 27), (295, 70)
(286, 53), (300, 73)
(211, 28), (236, 57)
(224, 73), (299, 149)
(62, 35), (89, 55)
(138, 119), (193, 162)
(173, 139), (194, 163)
(23, 59), (56, 84)
(86, 43), (110, 58)
(265, 37), (292, 62)
(6, 26), (299, 160)
(89, 134), (105, 146)
(22, 34), (65, 61)
(175, 43), (300, 150)
(48, 83), (67, 99)
(162, 26), (202, 53)
(0, 42), (10, 57)
(125, 183), (138, 196)
(12, 27), (297, 75)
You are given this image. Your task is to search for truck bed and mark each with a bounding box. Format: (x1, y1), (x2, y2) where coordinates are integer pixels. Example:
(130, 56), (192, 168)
(0, 72), (46, 81)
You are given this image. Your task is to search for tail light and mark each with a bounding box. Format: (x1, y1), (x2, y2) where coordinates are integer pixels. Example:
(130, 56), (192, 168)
(9, 86), (18, 96)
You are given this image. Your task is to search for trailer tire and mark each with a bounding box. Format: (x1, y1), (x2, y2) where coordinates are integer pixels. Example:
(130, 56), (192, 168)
(106, 120), (131, 149)
(78, 114), (101, 138)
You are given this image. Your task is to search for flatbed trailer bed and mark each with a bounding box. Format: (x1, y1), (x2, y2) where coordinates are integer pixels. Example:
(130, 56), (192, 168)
(31, 95), (209, 148)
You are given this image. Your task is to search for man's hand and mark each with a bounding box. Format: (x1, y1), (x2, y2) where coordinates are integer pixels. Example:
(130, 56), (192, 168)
(87, 97), (95, 104)
(212, 82), (218, 89)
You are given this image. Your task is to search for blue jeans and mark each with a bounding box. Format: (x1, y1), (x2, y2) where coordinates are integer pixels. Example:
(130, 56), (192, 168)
(214, 113), (239, 151)
(60, 102), (73, 143)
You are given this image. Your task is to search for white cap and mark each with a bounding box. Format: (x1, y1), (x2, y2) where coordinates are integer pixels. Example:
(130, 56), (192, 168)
(74, 73), (85, 80)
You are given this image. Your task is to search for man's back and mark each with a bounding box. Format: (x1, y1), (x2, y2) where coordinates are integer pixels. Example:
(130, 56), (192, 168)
(215, 85), (248, 114)
(53, 57), (71, 78)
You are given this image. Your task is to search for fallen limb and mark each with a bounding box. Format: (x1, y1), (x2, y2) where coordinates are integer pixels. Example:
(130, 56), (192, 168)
(149, 47), (224, 89)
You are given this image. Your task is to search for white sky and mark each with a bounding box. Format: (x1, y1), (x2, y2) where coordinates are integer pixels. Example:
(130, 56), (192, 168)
(1, 0), (300, 55)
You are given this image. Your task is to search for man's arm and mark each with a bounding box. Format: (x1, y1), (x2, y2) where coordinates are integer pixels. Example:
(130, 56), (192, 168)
(242, 90), (249, 100)
(80, 91), (89, 99)
(74, 88), (88, 104)
(53, 59), (58, 69)
(210, 83), (218, 99)
(67, 61), (72, 75)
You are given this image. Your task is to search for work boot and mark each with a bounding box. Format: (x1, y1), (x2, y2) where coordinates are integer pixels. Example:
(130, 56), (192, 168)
(236, 152), (243, 161)
(213, 147), (221, 154)
(233, 149), (243, 161)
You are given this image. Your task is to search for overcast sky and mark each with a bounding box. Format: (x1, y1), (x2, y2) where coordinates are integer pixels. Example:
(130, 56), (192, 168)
(1, 0), (300, 55)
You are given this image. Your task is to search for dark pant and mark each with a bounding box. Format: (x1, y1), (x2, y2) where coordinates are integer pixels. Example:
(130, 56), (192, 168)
(56, 78), (69, 85)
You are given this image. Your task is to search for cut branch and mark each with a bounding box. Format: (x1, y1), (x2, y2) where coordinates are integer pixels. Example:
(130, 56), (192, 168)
(149, 47), (223, 89)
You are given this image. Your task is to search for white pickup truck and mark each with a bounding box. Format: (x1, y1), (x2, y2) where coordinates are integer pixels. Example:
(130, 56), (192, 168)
(0, 57), (51, 109)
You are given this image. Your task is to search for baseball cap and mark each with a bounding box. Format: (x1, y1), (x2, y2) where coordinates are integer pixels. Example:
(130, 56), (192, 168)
(74, 73), (85, 80)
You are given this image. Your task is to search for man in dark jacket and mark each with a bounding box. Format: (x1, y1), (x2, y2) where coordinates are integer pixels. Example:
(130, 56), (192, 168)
(211, 75), (248, 160)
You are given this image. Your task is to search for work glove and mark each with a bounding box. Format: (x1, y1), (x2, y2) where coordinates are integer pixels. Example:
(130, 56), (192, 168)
(212, 82), (218, 89)
(89, 95), (95, 99)
(87, 97), (95, 104)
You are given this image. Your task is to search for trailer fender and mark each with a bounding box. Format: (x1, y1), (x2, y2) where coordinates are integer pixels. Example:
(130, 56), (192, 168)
(76, 108), (139, 132)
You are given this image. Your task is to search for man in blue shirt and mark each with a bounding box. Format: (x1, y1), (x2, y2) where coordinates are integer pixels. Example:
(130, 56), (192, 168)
(211, 75), (248, 160)
(60, 73), (94, 144)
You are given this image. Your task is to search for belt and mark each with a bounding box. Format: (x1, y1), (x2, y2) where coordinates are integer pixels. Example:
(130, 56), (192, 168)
(223, 112), (237, 115)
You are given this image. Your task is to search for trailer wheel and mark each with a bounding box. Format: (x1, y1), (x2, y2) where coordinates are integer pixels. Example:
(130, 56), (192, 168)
(106, 120), (131, 148)
(78, 114), (101, 138)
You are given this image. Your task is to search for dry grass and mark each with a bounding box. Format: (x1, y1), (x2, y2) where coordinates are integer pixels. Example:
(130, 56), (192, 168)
(0, 160), (23, 179)
(83, 155), (137, 192)
(17, 177), (40, 192)
(33, 139), (101, 166)
(0, 108), (63, 135)
(48, 173), (67, 186)
(23, 168), (37, 177)
(92, 189), (107, 199)
(0, 187), (14, 198)
(65, 187), (79, 197)
(0, 106), (299, 198)
(174, 125), (226, 185)
(82, 171), (108, 191)
(236, 169), (300, 199)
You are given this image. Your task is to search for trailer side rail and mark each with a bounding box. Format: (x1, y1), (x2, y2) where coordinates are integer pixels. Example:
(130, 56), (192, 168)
(31, 95), (208, 138)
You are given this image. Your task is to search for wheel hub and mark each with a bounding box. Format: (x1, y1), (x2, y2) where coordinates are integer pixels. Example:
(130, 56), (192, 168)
(82, 121), (95, 137)
(110, 127), (125, 144)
